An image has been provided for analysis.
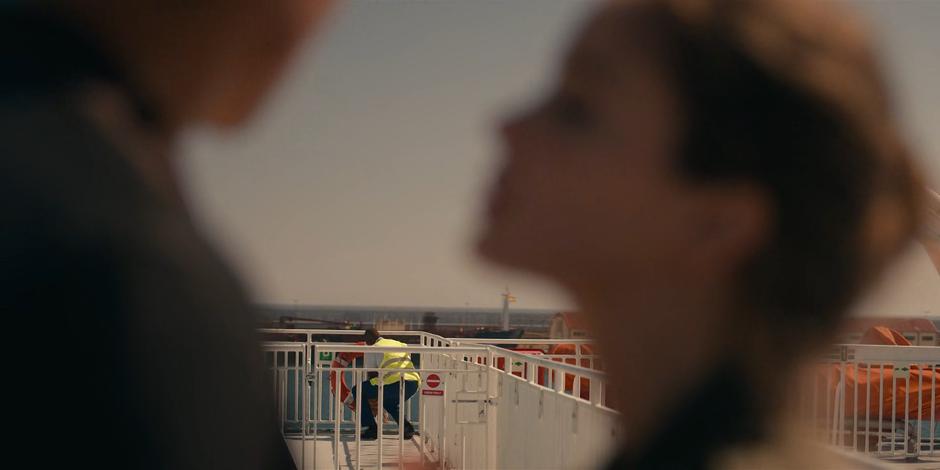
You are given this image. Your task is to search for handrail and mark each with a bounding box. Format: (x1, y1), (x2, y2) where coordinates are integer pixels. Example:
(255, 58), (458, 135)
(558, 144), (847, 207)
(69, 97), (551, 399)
(263, 328), (603, 377)
(258, 328), (596, 346)
(261, 342), (306, 348)
(417, 332), (608, 384)
(311, 344), (489, 355)
(259, 328), (431, 337)
(449, 338), (593, 345)
(828, 344), (940, 363)
(307, 342), (607, 381)
(491, 346), (607, 380)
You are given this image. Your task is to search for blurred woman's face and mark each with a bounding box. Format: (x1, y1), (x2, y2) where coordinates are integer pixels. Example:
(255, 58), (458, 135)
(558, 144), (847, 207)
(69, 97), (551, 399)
(478, 12), (699, 292)
(475, 10), (771, 410)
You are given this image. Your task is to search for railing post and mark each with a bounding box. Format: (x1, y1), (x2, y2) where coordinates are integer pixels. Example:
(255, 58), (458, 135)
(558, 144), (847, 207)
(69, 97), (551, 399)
(334, 359), (341, 470)
(864, 364), (870, 454)
(399, 378), (406, 470)
(904, 364), (915, 461)
(310, 343), (318, 469)
(932, 365), (936, 457)
(589, 373), (601, 406)
(486, 349), (498, 470)
(378, 378), (384, 470)
(838, 345), (847, 447)
(440, 367), (447, 470)
(355, 369), (362, 470)
(301, 344), (308, 470)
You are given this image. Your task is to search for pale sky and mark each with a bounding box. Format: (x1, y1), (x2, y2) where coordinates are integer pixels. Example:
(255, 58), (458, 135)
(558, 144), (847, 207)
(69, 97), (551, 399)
(180, 0), (940, 314)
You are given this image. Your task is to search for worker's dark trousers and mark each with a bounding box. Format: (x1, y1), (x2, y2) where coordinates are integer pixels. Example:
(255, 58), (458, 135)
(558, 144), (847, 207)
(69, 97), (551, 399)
(352, 379), (419, 429)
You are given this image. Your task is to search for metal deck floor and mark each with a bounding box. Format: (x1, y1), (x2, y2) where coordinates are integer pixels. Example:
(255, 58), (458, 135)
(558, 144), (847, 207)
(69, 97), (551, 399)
(286, 433), (431, 469)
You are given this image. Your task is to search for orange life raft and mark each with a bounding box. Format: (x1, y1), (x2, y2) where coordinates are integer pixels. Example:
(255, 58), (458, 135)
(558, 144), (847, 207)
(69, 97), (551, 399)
(329, 342), (364, 412)
(818, 327), (939, 421)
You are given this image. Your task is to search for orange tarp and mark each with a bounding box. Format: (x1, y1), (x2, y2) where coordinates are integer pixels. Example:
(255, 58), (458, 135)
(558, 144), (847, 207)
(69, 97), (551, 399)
(859, 326), (912, 346)
(817, 326), (939, 422)
(817, 364), (939, 421)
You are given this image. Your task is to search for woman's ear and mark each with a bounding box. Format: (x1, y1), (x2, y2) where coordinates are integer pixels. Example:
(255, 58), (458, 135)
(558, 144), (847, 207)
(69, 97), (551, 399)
(691, 183), (771, 270)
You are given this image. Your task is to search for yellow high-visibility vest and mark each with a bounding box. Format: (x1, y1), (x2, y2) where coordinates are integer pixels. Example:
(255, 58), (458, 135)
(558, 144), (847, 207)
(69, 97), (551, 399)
(370, 338), (421, 386)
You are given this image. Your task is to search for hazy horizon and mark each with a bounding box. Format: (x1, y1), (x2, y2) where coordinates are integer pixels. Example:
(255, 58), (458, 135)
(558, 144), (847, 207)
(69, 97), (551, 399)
(182, 0), (940, 315)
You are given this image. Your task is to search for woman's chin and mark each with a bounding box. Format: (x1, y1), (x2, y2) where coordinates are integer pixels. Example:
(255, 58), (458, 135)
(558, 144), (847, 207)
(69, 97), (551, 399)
(476, 227), (521, 267)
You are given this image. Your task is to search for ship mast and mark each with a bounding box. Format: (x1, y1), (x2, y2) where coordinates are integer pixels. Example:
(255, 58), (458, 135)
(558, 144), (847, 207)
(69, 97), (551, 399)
(501, 287), (516, 330)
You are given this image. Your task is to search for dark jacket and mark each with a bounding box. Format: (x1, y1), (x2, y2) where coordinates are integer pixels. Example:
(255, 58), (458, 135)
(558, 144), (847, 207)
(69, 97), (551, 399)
(0, 8), (295, 469)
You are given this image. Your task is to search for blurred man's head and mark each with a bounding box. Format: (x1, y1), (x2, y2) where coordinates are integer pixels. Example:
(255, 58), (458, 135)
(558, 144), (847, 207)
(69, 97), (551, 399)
(363, 328), (380, 345)
(56, 0), (336, 129)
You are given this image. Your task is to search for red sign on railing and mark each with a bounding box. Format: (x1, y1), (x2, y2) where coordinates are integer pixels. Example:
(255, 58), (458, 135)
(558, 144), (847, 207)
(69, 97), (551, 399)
(422, 373), (443, 396)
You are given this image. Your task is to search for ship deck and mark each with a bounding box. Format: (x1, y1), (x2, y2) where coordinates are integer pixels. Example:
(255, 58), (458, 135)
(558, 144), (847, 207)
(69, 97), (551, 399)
(286, 433), (429, 470)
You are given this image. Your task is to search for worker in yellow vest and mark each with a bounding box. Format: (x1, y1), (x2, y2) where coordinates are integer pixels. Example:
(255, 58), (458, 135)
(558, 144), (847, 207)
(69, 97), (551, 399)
(352, 328), (421, 441)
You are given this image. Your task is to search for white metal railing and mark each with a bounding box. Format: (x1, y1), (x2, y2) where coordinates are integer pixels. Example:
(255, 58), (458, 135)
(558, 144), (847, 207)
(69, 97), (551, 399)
(446, 338), (601, 372)
(262, 330), (618, 469)
(259, 328), (439, 344)
(263, 330), (938, 468)
(797, 344), (940, 460)
(407, 334), (620, 469)
(311, 344), (492, 470)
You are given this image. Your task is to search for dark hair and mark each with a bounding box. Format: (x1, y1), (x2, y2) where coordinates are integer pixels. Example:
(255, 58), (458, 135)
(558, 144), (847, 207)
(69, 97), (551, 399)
(364, 328), (380, 345)
(624, 1), (922, 352)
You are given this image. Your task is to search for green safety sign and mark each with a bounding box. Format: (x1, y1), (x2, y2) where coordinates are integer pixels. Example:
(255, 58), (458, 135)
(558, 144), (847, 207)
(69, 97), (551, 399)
(319, 351), (333, 362)
(895, 367), (910, 379)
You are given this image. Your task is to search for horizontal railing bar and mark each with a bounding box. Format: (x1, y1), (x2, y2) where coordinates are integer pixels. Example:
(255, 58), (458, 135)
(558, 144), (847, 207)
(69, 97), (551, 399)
(491, 349), (608, 379)
(307, 343), (609, 380)
(449, 338), (593, 345)
(422, 332), (611, 379)
(264, 347), (607, 380)
(310, 344), (489, 354)
(313, 367), (487, 373)
(835, 345), (940, 363)
(260, 328), (431, 337)
(261, 343), (306, 349)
